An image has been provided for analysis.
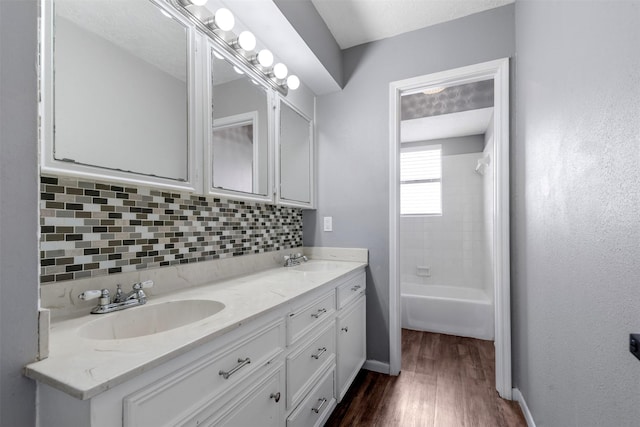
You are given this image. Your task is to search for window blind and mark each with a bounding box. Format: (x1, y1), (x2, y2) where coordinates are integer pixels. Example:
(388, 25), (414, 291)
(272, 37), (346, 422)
(400, 147), (442, 215)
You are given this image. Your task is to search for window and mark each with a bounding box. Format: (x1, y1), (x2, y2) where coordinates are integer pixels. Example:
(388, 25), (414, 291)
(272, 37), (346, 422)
(400, 145), (442, 215)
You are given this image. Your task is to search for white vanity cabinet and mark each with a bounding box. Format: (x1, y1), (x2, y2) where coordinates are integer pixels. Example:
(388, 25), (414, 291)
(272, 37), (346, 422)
(35, 266), (367, 427)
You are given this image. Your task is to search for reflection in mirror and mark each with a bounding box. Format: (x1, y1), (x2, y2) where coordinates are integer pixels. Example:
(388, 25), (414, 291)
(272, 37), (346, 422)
(210, 50), (269, 196)
(212, 113), (257, 194)
(53, 0), (189, 181)
(279, 102), (312, 204)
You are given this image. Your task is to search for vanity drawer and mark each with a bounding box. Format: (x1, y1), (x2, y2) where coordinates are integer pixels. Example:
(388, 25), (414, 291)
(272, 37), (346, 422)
(123, 319), (284, 427)
(336, 270), (366, 310)
(286, 366), (336, 427)
(180, 364), (285, 427)
(287, 291), (335, 346)
(286, 320), (336, 409)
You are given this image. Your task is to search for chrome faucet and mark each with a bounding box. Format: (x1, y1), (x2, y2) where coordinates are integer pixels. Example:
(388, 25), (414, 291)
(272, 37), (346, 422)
(79, 280), (154, 314)
(284, 252), (308, 267)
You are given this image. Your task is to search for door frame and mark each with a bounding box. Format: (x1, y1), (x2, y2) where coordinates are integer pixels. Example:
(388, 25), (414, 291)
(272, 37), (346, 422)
(388, 58), (512, 399)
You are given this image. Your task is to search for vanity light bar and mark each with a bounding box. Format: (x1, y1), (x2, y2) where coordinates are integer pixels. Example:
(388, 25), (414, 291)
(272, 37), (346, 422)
(171, 0), (300, 93)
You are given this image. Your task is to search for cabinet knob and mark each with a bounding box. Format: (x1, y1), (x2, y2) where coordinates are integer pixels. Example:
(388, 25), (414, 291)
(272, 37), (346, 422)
(270, 392), (281, 403)
(341, 326), (349, 333)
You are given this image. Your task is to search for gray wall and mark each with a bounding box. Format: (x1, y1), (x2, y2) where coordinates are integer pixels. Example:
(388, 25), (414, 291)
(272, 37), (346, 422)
(273, 0), (343, 88)
(0, 0), (39, 425)
(512, 1), (640, 425)
(304, 4), (515, 364)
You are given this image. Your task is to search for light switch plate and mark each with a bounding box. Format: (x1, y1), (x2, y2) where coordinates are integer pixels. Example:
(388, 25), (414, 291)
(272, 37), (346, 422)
(323, 216), (333, 232)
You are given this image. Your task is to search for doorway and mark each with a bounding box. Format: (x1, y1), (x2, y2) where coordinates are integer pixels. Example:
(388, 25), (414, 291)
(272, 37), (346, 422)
(388, 58), (511, 398)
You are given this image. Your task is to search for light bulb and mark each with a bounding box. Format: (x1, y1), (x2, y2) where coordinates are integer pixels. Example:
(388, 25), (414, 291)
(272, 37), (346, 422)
(273, 63), (288, 80)
(257, 49), (274, 67)
(190, 0), (208, 5)
(422, 86), (445, 95)
(214, 8), (234, 32)
(237, 31), (256, 52)
(286, 75), (300, 90)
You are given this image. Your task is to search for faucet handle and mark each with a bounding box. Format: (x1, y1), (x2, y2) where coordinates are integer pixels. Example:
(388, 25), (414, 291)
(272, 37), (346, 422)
(79, 289), (110, 307)
(133, 280), (154, 290)
(78, 290), (102, 301)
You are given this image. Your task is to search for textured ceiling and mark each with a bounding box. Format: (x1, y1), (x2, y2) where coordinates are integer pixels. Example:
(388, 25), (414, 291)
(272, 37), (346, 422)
(311, 0), (514, 49)
(401, 79), (494, 120)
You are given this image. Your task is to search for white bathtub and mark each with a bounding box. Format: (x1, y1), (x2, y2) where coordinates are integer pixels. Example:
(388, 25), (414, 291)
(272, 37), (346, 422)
(401, 284), (494, 340)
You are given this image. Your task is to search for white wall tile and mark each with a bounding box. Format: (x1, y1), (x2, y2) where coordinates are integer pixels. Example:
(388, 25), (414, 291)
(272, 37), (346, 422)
(400, 152), (489, 291)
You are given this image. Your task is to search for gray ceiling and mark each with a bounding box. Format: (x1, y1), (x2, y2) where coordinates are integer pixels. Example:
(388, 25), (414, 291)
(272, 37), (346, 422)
(401, 79), (494, 121)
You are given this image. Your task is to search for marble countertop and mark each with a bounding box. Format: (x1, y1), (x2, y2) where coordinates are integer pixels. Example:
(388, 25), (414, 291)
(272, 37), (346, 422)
(24, 259), (367, 400)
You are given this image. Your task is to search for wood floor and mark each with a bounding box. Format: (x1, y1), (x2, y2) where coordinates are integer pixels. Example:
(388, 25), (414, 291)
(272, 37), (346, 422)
(326, 330), (526, 427)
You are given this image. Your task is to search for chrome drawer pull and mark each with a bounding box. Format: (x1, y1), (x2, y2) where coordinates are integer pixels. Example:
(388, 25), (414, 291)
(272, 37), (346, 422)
(311, 398), (328, 414)
(219, 357), (251, 379)
(270, 392), (281, 403)
(311, 347), (327, 359)
(311, 308), (327, 318)
(341, 326), (349, 332)
(350, 285), (361, 292)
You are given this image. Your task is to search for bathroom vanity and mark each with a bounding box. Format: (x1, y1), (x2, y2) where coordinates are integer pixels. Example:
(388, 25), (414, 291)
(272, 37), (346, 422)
(26, 252), (367, 427)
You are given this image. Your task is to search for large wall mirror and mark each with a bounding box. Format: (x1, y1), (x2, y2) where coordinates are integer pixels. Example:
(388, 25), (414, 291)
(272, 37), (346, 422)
(43, 0), (196, 188)
(207, 44), (271, 200)
(277, 99), (313, 207)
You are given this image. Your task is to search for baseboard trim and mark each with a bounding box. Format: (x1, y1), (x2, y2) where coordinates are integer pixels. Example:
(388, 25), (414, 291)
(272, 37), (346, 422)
(363, 360), (390, 374)
(512, 388), (536, 427)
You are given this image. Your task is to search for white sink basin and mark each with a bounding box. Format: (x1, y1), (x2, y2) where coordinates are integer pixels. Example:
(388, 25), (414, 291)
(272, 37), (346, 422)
(291, 262), (345, 272)
(77, 300), (225, 340)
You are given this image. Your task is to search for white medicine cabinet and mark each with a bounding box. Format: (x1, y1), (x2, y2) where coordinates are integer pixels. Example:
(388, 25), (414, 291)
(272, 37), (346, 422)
(204, 41), (275, 203)
(40, 0), (315, 208)
(276, 97), (314, 208)
(41, 0), (201, 191)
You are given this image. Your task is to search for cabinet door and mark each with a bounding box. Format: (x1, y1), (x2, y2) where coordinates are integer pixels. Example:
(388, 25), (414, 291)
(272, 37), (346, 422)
(212, 367), (284, 427)
(336, 296), (366, 402)
(276, 97), (314, 208)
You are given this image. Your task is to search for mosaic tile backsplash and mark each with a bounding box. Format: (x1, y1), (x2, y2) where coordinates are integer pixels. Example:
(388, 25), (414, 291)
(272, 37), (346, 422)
(40, 175), (303, 283)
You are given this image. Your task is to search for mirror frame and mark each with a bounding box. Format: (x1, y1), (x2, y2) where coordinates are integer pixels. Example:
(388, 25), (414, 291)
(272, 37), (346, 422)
(40, 0), (202, 192)
(275, 95), (315, 209)
(204, 40), (275, 203)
